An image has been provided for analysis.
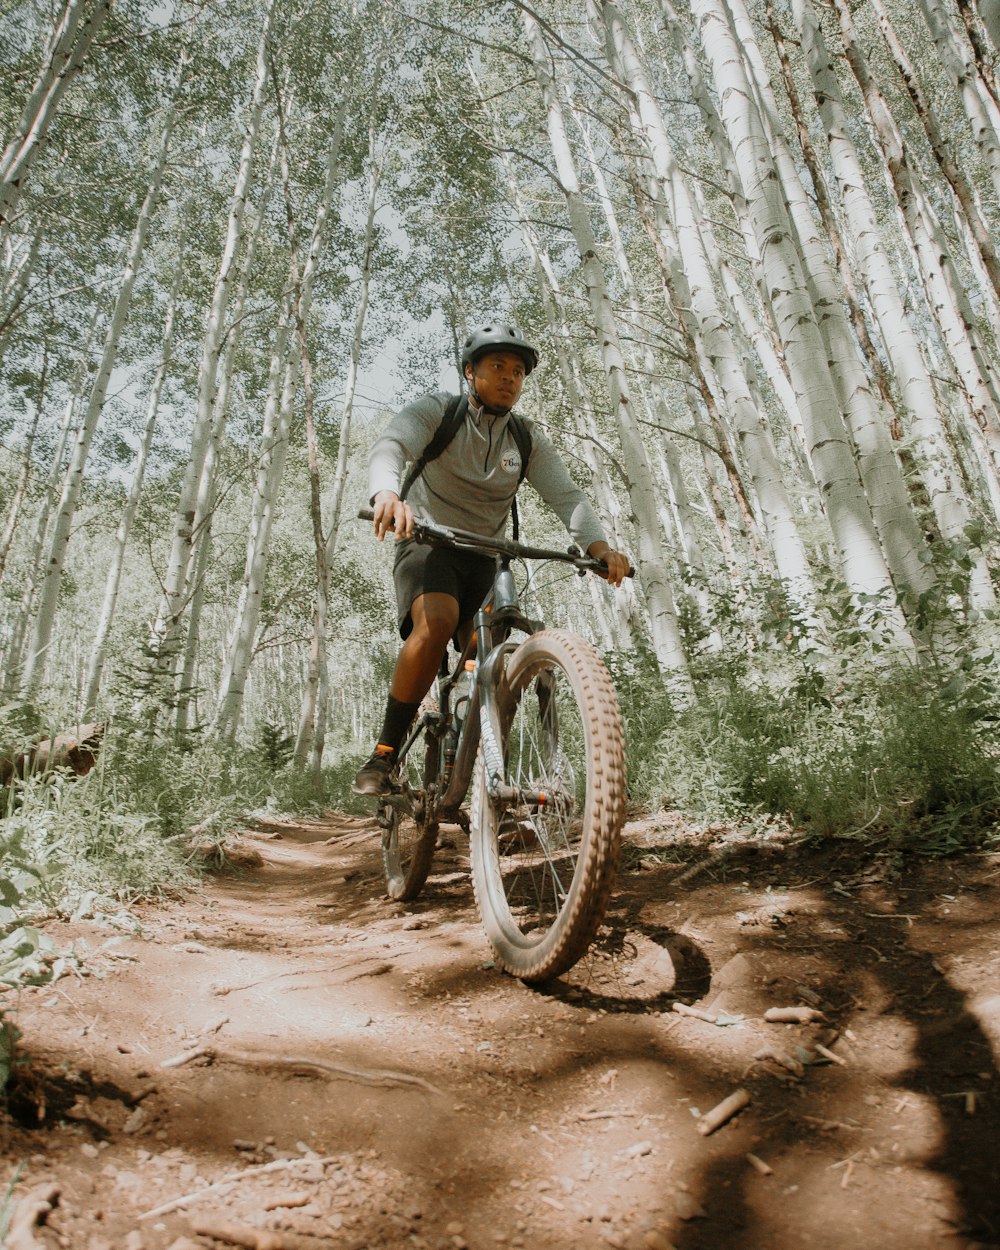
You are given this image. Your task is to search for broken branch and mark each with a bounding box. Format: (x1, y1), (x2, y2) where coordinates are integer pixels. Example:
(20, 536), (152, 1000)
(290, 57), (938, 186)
(697, 1088), (750, 1136)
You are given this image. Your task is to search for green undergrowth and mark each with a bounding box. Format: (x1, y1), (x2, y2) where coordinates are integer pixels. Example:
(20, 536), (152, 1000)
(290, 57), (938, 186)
(0, 719), (340, 1092)
(618, 640), (1000, 855)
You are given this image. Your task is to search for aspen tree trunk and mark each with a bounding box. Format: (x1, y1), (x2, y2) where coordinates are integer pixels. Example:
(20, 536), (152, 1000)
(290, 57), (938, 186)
(523, 9), (691, 688)
(597, 0), (822, 629)
(215, 96), (347, 744)
(914, 0), (1000, 203)
(0, 0), (111, 241)
(2, 388), (78, 695)
(175, 158), (278, 737)
(21, 103), (178, 695)
(522, 227), (638, 651)
(82, 267), (182, 717)
(0, 342), (47, 585)
(213, 318), (295, 739)
(150, 4), (274, 689)
(868, 0), (1000, 307)
(295, 79), (372, 777)
(568, 102), (714, 639)
(767, 3), (897, 418)
(468, 59), (639, 651)
(832, 0), (1000, 498)
(692, 0), (909, 639)
(977, 0), (1000, 51)
(794, 0), (995, 611)
(724, 0), (935, 608)
(0, 235), (40, 351)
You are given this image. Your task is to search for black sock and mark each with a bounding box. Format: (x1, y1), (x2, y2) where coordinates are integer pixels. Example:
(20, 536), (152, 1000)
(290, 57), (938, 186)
(376, 695), (420, 754)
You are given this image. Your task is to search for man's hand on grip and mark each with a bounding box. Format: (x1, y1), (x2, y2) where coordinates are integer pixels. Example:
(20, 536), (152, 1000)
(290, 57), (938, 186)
(372, 491), (414, 542)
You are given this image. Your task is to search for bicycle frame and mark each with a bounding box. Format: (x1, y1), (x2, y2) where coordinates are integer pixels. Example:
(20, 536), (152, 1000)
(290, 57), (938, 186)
(363, 510), (615, 829)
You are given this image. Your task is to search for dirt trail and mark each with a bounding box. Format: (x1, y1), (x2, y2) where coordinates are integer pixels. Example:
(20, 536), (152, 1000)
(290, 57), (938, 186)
(3, 813), (1000, 1250)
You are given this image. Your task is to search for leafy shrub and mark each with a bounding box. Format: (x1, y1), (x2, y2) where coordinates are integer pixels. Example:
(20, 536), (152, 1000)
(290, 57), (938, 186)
(629, 642), (1000, 853)
(0, 824), (73, 1093)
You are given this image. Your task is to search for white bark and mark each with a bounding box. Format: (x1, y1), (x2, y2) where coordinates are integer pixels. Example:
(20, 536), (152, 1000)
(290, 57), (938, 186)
(2, 384), (79, 695)
(795, 0), (994, 610)
(300, 95), (380, 777)
(915, 0), (1000, 203)
(524, 8), (692, 689)
(83, 265), (182, 716)
(22, 102), (177, 694)
(0, 0), (111, 240)
(692, 0), (907, 636)
(596, 0), (819, 621)
(150, 2), (274, 678)
(833, 0), (1000, 498)
(175, 150), (278, 737)
(215, 93), (347, 743)
(723, 0), (934, 608)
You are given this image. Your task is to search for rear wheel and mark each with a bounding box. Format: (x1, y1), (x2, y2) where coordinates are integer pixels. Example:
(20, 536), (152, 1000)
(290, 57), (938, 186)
(470, 630), (626, 981)
(378, 715), (439, 901)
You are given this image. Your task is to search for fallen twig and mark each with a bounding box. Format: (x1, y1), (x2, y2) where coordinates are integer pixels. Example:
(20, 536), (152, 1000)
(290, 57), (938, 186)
(697, 1088), (750, 1136)
(671, 1002), (717, 1023)
(190, 1215), (329, 1249)
(814, 1042), (847, 1067)
(158, 1045), (445, 1096)
(764, 1006), (826, 1024)
(140, 1155), (340, 1220)
(746, 1152), (773, 1175)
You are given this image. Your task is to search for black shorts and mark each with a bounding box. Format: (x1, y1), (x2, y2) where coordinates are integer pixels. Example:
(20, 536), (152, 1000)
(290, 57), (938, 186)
(393, 539), (496, 639)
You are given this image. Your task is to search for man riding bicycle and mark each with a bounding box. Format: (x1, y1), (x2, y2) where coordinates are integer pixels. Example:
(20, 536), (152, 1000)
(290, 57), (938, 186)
(353, 321), (631, 797)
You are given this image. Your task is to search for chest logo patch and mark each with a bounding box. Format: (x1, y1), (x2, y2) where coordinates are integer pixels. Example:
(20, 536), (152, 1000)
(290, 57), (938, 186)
(501, 451), (521, 474)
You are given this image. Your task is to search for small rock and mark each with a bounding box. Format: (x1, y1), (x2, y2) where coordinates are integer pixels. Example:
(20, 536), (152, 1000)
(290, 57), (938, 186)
(264, 1190), (311, 1210)
(446, 1221), (465, 1236)
(673, 1191), (707, 1221)
(123, 1106), (148, 1134)
(124, 1232), (145, 1250)
(626, 1140), (653, 1158)
(80, 1143), (100, 1160)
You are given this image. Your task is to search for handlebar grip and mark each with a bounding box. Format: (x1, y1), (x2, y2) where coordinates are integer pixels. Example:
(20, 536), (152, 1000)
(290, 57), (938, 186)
(359, 507), (374, 521)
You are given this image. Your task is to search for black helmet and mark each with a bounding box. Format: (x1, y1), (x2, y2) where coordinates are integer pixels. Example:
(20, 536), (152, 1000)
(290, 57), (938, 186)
(461, 322), (539, 375)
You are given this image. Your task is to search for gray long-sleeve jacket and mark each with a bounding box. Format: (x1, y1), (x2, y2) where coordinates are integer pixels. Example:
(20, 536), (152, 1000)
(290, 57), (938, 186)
(367, 391), (607, 550)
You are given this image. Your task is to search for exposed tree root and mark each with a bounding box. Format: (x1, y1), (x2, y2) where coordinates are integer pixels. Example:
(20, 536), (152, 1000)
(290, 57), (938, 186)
(158, 1044), (446, 1096)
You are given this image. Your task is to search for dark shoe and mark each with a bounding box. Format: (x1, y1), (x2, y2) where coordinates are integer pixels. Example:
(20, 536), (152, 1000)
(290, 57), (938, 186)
(352, 748), (395, 796)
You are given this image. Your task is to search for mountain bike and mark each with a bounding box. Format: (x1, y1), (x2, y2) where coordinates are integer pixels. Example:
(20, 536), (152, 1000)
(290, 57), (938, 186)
(358, 508), (628, 982)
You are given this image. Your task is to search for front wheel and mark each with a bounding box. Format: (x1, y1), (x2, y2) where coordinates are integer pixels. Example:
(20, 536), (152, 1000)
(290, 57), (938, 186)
(378, 714), (439, 901)
(470, 630), (626, 981)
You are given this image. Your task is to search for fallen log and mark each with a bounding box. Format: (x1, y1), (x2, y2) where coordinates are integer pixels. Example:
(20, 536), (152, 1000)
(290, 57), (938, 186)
(0, 722), (105, 786)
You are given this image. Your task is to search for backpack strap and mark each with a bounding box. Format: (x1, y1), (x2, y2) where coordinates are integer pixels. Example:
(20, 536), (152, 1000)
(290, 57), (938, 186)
(398, 394), (534, 538)
(507, 413), (532, 541)
(398, 394), (467, 502)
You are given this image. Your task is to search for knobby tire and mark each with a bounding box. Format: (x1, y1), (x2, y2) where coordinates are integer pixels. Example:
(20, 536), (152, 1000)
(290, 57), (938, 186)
(470, 629), (626, 981)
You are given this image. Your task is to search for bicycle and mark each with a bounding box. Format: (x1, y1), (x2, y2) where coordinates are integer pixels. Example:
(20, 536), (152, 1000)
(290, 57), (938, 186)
(358, 508), (629, 982)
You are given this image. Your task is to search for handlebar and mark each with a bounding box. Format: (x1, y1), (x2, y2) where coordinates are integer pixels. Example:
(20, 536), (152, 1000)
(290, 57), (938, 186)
(358, 508), (634, 578)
